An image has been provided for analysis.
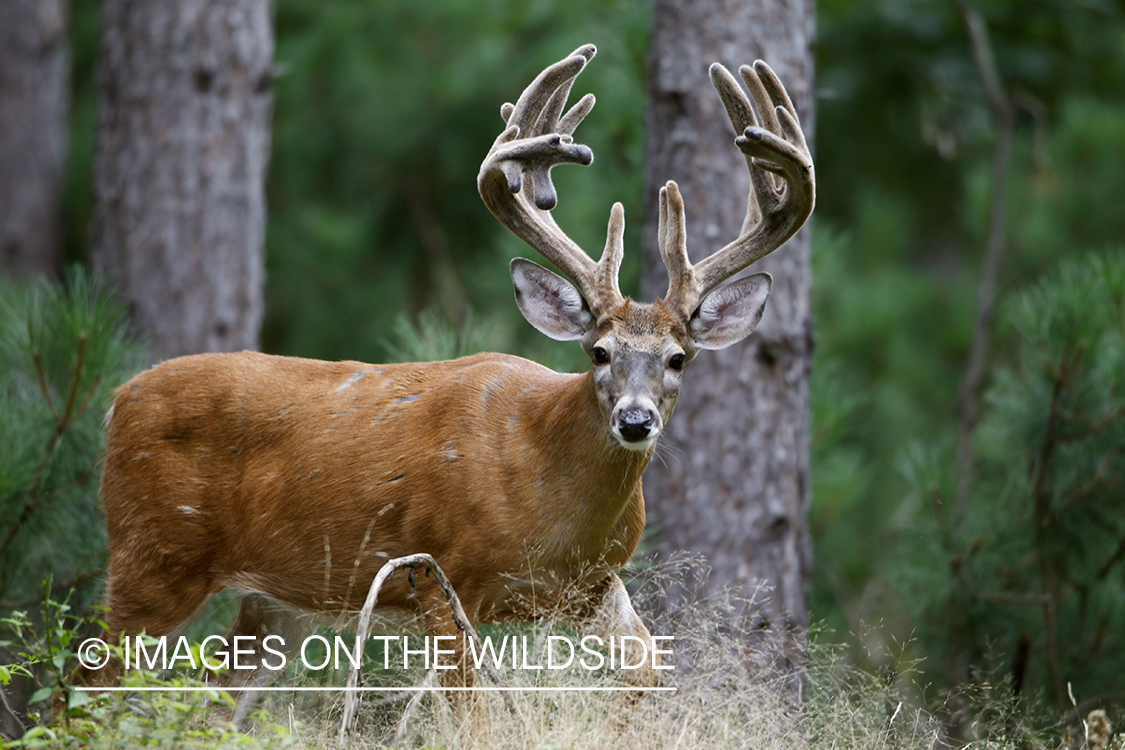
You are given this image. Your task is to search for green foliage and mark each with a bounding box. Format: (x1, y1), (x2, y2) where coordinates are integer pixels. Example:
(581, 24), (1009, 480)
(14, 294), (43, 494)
(809, 220), (973, 640)
(1, 599), (72, 704)
(810, 0), (1125, 728)
(381, 307), (583, 375)
(264, 0), (649, 366)
(383, 308), (497, 364)
(905, 251), (1125, 711)
(0, 269), (141, 611)
(1012, 97), (1125, 268)
(816, 0), (1125, 256)
(2, 606), (296, 748)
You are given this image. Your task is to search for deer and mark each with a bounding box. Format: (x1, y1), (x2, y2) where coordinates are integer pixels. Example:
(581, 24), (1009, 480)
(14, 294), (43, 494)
(77, 44), (814, 728)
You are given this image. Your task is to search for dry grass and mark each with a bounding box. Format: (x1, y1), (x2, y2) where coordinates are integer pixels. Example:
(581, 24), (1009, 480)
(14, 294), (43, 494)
(8, 569), (1103, 747)
(36, 559), (1085, 749)
(241, 558), (958, 750)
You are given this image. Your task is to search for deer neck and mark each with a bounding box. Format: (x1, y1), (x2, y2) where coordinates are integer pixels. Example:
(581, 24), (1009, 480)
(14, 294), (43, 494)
(520, 368), (653, 568)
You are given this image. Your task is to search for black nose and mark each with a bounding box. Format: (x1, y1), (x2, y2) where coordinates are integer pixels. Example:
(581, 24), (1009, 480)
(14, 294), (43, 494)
(618, 410), (653, 442)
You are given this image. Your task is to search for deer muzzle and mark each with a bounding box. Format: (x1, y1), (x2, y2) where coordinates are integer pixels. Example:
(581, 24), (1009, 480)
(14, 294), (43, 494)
(612, 405), (661, 449)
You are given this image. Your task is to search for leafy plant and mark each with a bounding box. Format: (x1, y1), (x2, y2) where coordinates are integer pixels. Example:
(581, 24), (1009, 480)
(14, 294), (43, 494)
(2, 607), (297, 748)
(912, 251), (1125, 713)
(0, 268), (141, 612)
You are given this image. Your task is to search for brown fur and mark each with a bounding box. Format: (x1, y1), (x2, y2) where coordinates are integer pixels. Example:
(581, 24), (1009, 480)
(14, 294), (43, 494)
(88, 349), (661, 706)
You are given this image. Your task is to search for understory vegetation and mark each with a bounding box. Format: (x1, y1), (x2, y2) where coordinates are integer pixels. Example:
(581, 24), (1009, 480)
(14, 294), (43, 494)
(5, 558), (1118, 749)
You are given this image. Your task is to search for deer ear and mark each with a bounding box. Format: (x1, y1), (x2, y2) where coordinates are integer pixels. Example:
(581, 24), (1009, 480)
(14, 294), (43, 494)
(511, 258), (593, 341)
(689, 273), (771, 350)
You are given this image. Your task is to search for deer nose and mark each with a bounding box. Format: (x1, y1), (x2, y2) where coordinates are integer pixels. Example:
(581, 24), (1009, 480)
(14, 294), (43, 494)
(617, 409), (654, 442)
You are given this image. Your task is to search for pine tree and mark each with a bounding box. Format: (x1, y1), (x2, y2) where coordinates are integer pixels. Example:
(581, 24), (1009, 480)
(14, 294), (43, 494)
(907, 250), (1125, 718)
(0, 270), (140, 612)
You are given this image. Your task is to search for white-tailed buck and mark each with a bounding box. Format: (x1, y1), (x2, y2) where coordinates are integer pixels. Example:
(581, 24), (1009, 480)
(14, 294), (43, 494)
(82, 45), (813, 723)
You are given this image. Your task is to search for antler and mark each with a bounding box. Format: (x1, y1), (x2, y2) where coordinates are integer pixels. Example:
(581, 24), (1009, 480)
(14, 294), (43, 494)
(662, 61), (815, 319)
(478, 45), (626, 317)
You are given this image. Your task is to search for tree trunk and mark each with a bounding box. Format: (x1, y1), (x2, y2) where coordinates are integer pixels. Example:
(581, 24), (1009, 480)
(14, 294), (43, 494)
(0, 0), (68, 279)
(642, 0), (815, 677)
(89, 0), (273, 360)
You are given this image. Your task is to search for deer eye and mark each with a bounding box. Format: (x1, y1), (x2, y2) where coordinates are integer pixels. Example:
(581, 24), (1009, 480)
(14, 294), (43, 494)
(668, 353), (686, 371)
(591, 347), (610, 365)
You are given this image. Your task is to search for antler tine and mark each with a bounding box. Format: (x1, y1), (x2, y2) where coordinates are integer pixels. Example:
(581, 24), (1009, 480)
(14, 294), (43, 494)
(595, 203), (627, 311)
(557, 92), (596, 137)
(733, 62), (786, 204)
(665, 60), (814, 319)
(536, 57), (589, 138)
(748, 61), (807, 153)
(480, 45), (626, 316)
(696, 61), (814, 295)
(504, 45), (595, 139)
(658, 182), (692, 304)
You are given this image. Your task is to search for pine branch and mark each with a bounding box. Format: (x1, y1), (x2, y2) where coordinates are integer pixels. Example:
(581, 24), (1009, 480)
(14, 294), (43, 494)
(58, 333), (87, 428)
(0, 336), (94, 574)
(30, 350), (60, 424)
(953, 0), (1017, 522)
(1042, 451), (1116, 528)
(1060, 402), (1125, 444)
(1032, 365), (1069, 711)
(1097, 534), (1125, 581)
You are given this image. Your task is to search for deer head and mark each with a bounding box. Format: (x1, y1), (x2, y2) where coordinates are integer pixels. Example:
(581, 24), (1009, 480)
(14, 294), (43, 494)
(478, 45), (815, 452)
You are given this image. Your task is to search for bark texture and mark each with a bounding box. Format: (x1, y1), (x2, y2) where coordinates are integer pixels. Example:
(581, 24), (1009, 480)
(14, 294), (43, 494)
(0, 0), (68, 279)
(89, 0), (273, 360)
(642, 0), (815, 674)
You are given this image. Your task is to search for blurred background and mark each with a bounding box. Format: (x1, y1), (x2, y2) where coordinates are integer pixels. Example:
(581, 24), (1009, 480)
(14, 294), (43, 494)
(2, 0), (1123, 737)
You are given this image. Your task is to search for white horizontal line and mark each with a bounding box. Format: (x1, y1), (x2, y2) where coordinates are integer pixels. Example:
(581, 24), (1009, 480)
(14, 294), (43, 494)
(73, 686), (677, 693)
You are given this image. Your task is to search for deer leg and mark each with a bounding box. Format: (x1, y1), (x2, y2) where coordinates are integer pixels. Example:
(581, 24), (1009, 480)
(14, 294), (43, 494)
(415, 586), (490, 742)
(223, 593), (313, 727)
(77, 566), (216, 688)
(571, 574), (661, 729)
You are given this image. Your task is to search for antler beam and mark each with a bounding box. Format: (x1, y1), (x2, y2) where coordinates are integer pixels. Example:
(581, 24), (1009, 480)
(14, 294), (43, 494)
(479, 50), (813, 323)
(477, 45), (626, 317)
(662, 60), (815, 319)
